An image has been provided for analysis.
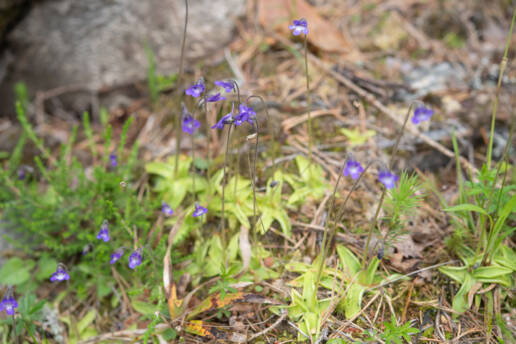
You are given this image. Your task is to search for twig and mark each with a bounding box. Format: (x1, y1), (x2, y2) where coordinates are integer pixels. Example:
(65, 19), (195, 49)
(247, 312), (288, 341)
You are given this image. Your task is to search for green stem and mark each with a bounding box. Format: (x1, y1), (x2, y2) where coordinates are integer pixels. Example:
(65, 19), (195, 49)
(303, 35), (313, 162)
(175, 0), (189, 176)
(361, 104), (413, 267)
(486, 7), (515, 168)
(220, 124), (233, 255)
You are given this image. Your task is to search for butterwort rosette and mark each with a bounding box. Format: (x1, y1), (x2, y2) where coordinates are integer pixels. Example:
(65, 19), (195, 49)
(96, 220), (110, 242)
(192, 202), (208, 218)
(378, 170), (399, 189)
(214, 80), (235, 93)
(343, 159), (364, 180)
(161, 201), (174, 216)
(185, 78), (205, 98)
(289, 18), (309, 36)
(181, 103), (200, 135)
(50, 264), (70, 282)
(110, 248), (125, 264)
(412, 106), (434, 125)
(128, 248), (143, 269)
(0, 287), (18, 316)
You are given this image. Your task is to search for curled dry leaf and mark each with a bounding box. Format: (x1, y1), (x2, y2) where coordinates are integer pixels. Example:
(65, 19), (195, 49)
(257, 0), (353, 53)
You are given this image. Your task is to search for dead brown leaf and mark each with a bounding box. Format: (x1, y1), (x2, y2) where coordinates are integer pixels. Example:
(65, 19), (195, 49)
(257, 0), (353, 53)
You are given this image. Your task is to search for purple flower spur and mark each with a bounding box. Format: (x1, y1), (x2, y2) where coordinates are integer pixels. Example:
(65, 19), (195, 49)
(214, 80), (235, 93)
(50, 265), (70, 282)
(161, 201), (174, 216)
(97, 220), (110, 242)
(110, 248), (125, 264)
(289, 19), (309, 36)
(411, 106), (434, 125)
(128, 249), (142, 269)
(192, 202), (208, 218)
(0, 288), (18, 316)
(234, 104), (256, 126)
(343, 159), (364, 180)
(185, 79), (205, 98)
(378, 170), (399, 189)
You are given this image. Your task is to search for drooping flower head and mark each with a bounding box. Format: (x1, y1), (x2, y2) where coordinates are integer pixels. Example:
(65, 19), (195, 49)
(185, 78), (205, 98)
(206, 93), (226, 103)
(234, 104), (256, 126)
(128, 248), (142, 269)
(50, 264), (70, 282)
(192, 202), (208, 218)
(378, 170), (399, 189)
(110, 153), (117, 167)
(212, 104), (234, 129)
(214, 80), (235, 93)
(161, 201), (174, 216)
(18, 168), (26, 180)
(0, 287), (18, 316)
(289, 19), (309, 36)
(96, 220), (110, 242)
(411, 106), (434, 125)
(110, 248), (125, 264)
(181, 103), (200, 135)
(377, 242), (385, 260)
(343, 159), (364, 180)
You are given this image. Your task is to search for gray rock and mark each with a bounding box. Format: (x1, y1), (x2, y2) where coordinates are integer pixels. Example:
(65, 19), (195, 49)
(0, 0), (246, 113)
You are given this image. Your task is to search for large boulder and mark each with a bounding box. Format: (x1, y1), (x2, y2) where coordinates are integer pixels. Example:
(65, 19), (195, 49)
(0, 0), (246, 114)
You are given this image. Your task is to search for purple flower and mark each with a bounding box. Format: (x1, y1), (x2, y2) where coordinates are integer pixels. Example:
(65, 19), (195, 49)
(343, 159), (364, 180)
(182, 115), (200, 135)
(109, 153), (117, 167)
(50, 265), (70, 282)
(412, 106), (434, 125)
(206, 93), (226, 102)
(378, 170), (399, 189)
(0, 296), (18, 316)
(185, 80), (205, 98)
(377, 243), (385, 260)
(214, 80), (235, 93)
(192, 202), (208, 218)
(18, 168), (26, 180)
(161, 201), (174, 216)
(110, 248), (125, 264)
(128, 249), (142, 269)
(289, 19), (309, 36)
(96, 220), (110, 242)
(234, 104), (256, 126)
(211, 106), (234, 129)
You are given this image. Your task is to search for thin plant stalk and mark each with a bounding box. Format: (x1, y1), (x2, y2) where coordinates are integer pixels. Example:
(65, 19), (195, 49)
(361, 104), (413, 267)
(303, 34), (313, 162)
(12, 315), (19, 344)
(486, 7), (515, 168)
(220, 124), (233, 252)
(191, 112), (197, 199)
(315, 162), (372, 286)
(175, 0), (189, 176)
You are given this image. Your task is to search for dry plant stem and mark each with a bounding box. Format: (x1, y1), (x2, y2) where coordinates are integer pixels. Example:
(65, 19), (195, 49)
(175, 0), (188, 176)
(361, 105), (412, 267)
(303, 34), (313, 162)
(247, 312), (288, 342)
(486, 7), (515, 168)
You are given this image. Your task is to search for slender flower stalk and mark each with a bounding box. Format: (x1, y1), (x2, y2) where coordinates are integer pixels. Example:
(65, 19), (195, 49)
(487, 8), (516, 168)
(361, 104), (414, 267)
(175, 0), (189, 176)
(316, 161), (371, 286)
(289, 19), (313, 161)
